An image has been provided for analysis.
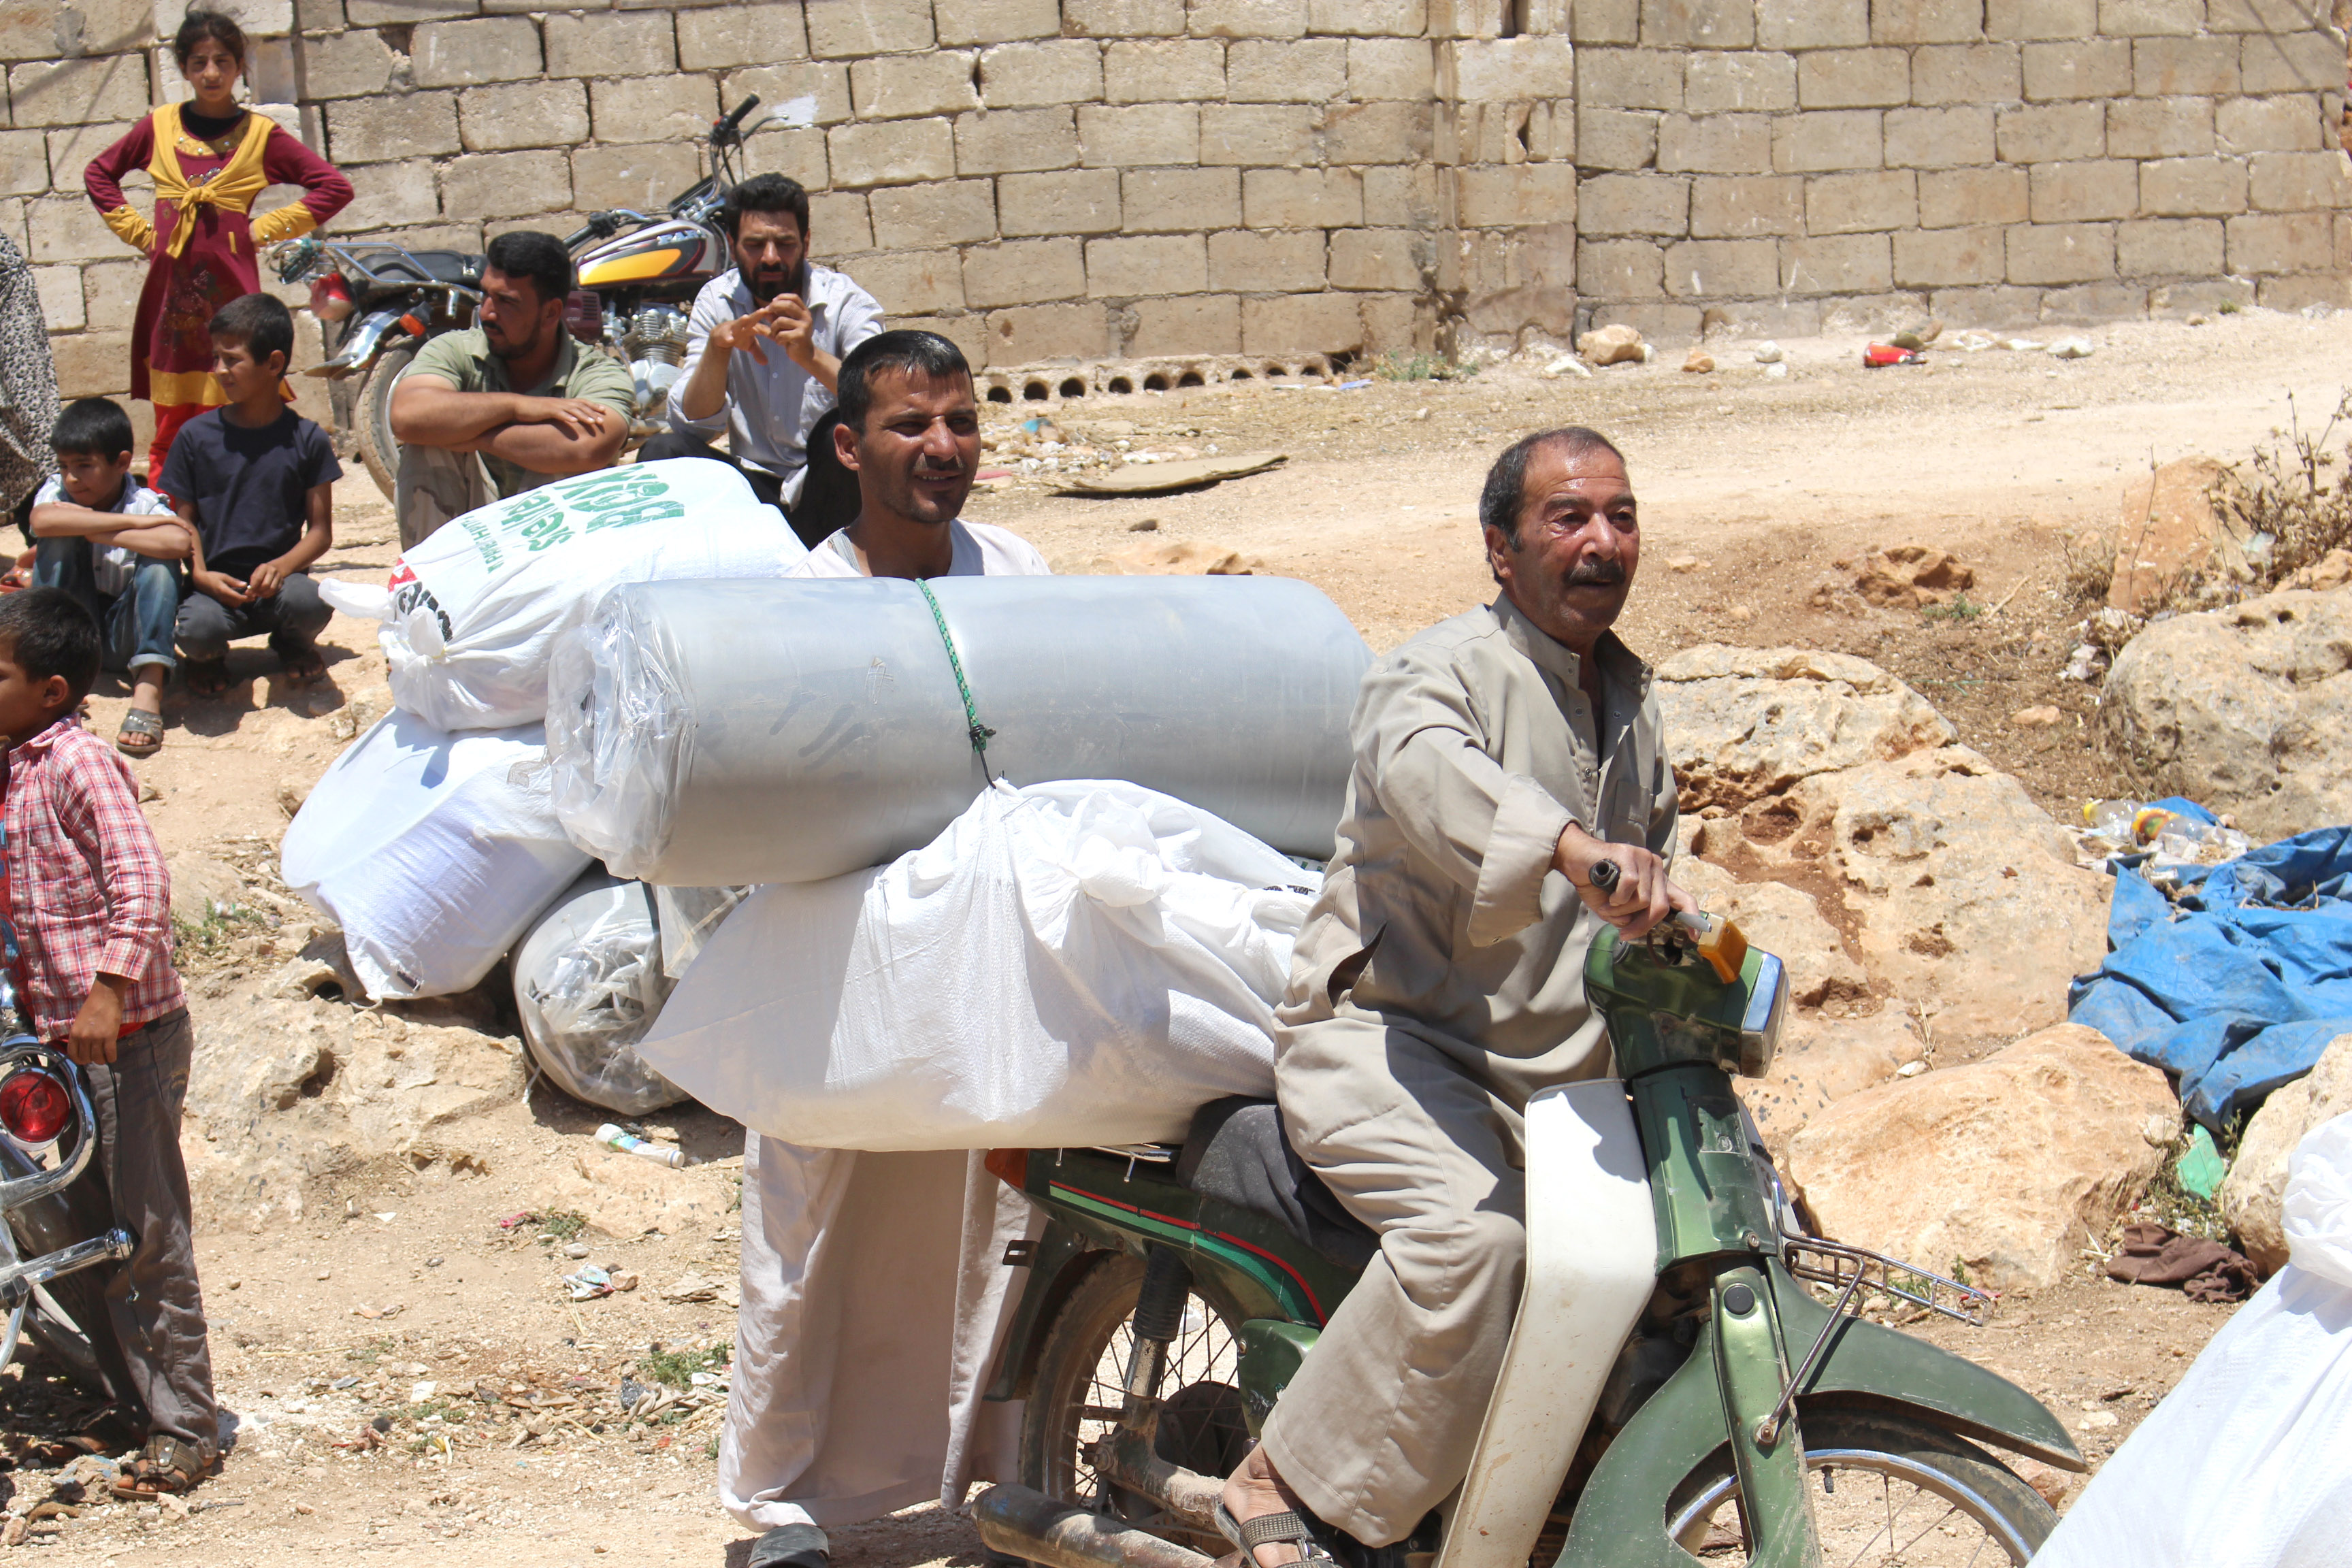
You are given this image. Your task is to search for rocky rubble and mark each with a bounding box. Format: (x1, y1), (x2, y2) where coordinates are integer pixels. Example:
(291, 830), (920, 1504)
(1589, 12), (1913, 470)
(2219, 1030), (2352, 1275)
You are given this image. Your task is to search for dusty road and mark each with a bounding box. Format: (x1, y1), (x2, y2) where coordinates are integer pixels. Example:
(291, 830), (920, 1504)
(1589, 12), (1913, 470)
(17, 306), (2344, 1564)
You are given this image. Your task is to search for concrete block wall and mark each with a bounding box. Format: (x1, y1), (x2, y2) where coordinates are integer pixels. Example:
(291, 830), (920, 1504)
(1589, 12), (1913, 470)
(1571, 0), (2352, 337)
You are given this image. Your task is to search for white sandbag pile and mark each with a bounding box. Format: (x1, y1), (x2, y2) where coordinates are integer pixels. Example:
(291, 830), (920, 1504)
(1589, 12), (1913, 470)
(318, 459), (807, 732)
(512, 870), (689, 1117)
(638, 780), (1316, 1151)
(281, 711), (589, 999)
(2033, 1111), (2352, 1565)
(544, 574), (1371, 886)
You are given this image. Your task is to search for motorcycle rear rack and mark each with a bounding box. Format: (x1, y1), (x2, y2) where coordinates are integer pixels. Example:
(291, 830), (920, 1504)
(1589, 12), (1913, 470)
(1782, 1235), (1993, 1328)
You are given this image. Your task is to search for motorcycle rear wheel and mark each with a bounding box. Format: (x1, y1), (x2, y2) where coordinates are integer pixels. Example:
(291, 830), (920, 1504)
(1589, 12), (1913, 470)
(355, 340), (419, 503)
(1019, 1252), (1252, 1558)
(1664, 1409), (2058, 1565)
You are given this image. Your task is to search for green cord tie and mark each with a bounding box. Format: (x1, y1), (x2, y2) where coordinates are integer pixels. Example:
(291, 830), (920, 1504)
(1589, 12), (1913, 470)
(917, 578), (996, 762)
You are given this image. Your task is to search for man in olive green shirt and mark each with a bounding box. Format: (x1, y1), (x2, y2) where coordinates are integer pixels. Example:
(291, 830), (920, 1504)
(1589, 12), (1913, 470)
(389, 230), (634, 548)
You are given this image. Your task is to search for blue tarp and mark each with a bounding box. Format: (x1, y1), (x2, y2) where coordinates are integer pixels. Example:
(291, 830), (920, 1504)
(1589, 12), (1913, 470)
(2070, 827), (2352, 1128)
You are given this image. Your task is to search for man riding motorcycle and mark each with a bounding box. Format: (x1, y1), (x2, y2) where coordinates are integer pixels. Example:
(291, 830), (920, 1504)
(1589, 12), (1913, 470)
(1218, 426), (1695, 1567)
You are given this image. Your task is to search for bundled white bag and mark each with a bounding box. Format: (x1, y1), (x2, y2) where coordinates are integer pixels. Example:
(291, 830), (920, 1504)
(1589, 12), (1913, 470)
(512, 870), (689, 1117)
(2032, 1111), (2352, 1566)
(281, 711), (590, 999)
(321, 460), (808, 732)
(638, 780), (1318, 1151)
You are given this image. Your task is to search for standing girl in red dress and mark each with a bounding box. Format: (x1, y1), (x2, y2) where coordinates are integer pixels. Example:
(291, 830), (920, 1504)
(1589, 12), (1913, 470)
(84, 10), (352, 487)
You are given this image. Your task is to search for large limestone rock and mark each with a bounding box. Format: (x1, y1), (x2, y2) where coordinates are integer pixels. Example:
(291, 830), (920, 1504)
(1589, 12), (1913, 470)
(2102, 588), (2352, 840)
(1656, 645), (1955, 809)
(1673, 854), (1867, 1008)
(2219, 1032), (2352, 1275)
(1788, 1024), (2179, 1291)
(1742, 1009), (1925, 1155)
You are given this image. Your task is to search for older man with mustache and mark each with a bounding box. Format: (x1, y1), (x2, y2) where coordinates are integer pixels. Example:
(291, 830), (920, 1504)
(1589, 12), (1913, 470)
(1216, 427), (1695, 1568)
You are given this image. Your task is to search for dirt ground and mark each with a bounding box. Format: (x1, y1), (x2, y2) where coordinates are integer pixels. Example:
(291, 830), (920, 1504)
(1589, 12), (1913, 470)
(17, 306), (2352, 1563)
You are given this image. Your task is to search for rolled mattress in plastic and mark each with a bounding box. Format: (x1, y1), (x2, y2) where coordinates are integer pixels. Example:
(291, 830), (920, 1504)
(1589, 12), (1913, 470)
(545, 574), (1372, 885)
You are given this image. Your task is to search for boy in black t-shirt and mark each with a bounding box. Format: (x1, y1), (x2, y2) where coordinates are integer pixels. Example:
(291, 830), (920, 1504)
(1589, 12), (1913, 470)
(159, 294), (337, 697)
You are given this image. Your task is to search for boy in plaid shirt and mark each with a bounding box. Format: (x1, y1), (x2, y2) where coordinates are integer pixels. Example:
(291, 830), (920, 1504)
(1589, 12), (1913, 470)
(0, 589), (214, 1497)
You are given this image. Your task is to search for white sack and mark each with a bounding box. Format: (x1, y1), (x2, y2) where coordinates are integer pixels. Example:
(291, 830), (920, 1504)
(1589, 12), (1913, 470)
(346, 460), (806, 732)
(640, 780), (1317, 1151)
(2032, 1111), (2352, 1567)
(512, 870), (689, 1117)
(281, 711), (590, 999)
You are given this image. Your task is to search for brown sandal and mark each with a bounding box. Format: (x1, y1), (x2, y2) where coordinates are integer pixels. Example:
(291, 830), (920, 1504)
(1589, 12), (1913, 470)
(111, 1434), (215, 1500)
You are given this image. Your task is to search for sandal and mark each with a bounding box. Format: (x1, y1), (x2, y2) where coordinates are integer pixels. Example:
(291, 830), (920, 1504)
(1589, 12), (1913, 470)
(1214, 1500), (1344, 1568)
(270, 634), (326, 687)
(111, 1434), (215, 1501)
(183, 658), (231, 698)
(116, 708), (163, 758)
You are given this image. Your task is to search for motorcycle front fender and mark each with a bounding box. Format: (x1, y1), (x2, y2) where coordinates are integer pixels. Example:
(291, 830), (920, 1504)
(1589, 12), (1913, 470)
(305, 306), (410, 380)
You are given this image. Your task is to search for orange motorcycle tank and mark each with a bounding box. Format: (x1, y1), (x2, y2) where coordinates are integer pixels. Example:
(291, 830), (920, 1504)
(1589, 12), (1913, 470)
(576, 221), (719, 286)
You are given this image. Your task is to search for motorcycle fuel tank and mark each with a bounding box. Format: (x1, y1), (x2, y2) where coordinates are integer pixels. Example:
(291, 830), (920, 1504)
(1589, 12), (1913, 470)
(576, 220), (722, 287)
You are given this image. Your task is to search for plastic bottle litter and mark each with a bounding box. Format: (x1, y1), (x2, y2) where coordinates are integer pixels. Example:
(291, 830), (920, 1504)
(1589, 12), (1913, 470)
(1863, 343), (1925, 367)
(2051, 336), (2095, 359)
(597, 1123), (685, 1169)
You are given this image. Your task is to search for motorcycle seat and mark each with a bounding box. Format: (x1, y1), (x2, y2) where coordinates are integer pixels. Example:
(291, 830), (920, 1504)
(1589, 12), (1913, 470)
(350, 249), (480, 292)
(1174, 1097), (1378, 1275)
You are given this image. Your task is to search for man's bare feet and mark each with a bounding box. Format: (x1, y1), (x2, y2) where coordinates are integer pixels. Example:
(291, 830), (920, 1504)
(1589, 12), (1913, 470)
(1221, 1446), (1319, 1568)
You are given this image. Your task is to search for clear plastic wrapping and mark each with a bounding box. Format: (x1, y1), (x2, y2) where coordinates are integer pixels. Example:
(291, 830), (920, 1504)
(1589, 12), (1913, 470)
(513, 870), (689, 1117)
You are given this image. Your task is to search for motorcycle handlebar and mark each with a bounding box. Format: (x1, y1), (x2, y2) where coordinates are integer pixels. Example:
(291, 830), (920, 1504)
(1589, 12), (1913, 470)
(713, 94), (761, 146)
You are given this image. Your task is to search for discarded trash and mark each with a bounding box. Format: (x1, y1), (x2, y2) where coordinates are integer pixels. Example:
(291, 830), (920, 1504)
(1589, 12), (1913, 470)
(617, 1377), (646, 1411)
(1948, 330), (1998, 352)
(1335, 378), (1372, 391)
(2051, 337), (2095, 359)
(1540, 354), (1594, 379)
(1752, 341), (1784, 363)
(2002, 338), (2046, 352)
(2178, 1124), (2229, 1199)
(597, 1123), (687, 1169)
(2061, 642), (2108, 682)
(1578, 323), (1646, 366)
(1892, 329), (1929, 351)
(1682, 347), (1715, 374)
(563, 1265), (613, 1300)
(1863, 343), (1925, 367)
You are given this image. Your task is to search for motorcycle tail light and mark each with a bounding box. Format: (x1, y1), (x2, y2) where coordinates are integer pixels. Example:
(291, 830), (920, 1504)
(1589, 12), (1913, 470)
(309, 272), (354, 323)
(983, 1148), (1027, 1190)
(566, 289), (602, 344)
(0, 1068), (69, 1146)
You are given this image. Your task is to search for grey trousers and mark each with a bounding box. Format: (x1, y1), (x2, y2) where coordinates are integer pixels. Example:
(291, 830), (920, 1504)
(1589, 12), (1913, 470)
(85, 1009), (219, 1458)
(394, 444), (568, 550)
(1260, 1014), (1530, 1547)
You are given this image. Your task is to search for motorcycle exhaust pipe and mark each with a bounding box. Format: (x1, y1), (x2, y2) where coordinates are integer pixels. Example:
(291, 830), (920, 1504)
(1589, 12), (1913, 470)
(974, 1484), (1218, 1568)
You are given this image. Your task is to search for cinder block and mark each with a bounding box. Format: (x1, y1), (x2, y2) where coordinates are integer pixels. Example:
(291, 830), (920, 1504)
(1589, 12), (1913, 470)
(1440, 35), (1575, 99)
(326, 93), (460, 163)
(1000, 168), (1122, 235)
(1310, 0), (1426, 35)
(2249, 148), (2351, 210)
(84, 261), (146, 324)
(962, 237), (1087, 306)
(1772, 110), (1884, 172)
(936, 0), (1064, 45)
(591, 76), (720, 146)
(1781, 231), (1893, 291)
(1457, 161), (1578, 225)
(458, 80), (589, 152)
(300, 29), (397, 99)
(2006, 220), (2114, 282)
(2117, 214), (2223, 272)
(1079, 103), (1200, 167)
(410, 16), (538, 88)
(1578, 50), (1684, 111)
(295, 0), (342, 30)
(1661, 235), (1777, 294)
(1573, 0), (1643, 42)
(545, 12), (673, 78)
(2106, 97), (2212, 158)
(807, 0), (934, 56)
(1325, 101), (1436, 166)
(1364, 163), (1443, 224)
(843, 249), (964, 315)
(1190, 0), (1309, 37)
(870, 179), (998, 247)
(1231, 37), (1347, 99)
(1690, 172), (1806, 234)
(827, 116), (958, 186)
(1328, 227), (1424, 289)
(1124, 167), (1240, 231)
(1883, 105), (1995, 167)
(2139, 155), (2247, 214)
(48, 331), (130, 399)
(2135, 36), (2238, 95)
(1643, 0), (1755, 48)
(1104, 39), (1226, 101)
(19, 197), (108, 263)
(2146, 276), (2252, 314)
(2029, 158), (2140, 220)
(853, 50), (982, 118)
(2226, 209), (2331, 270)
(1358, 291), (1424, 353)
(2216, 93), (2324, 153)
(1807, 167), (1915, 231)
(1870, 0), (1982, 42)
(1913, 43), (2023, 103)
(1797, 47), (1908, 108)
(0, 132), (43, 197)
(1198, 104), (1316, 165)
(2097, 0), (2198, 33)
(679, 5), (809, 69)
(985, 302), (1111, 362)
(2206, 0), (2323, 28)
(1685, 52), (1797, 114)
(1987, 0), (2094, 35)
(2034, 280), (2148, 318)
(9, 57), (148, 127)
(1657, 113), (1773, 173)
(748, 127), (831, 192)
(980, 40), (1105, 108)
(808, 191), (871, 251)
(1128, 293), (1242, 357)
(330, 155), (438, 230)
(1243, 166), (1363, 228)
(724, 62), (854, 128)
(2257, 272), (2352, 308)
(1893, 224), (2006, 284)
(344, 0), (471, 22)
(440, 149), (570, 219)
(1577, 172), (1688, 233)
(1241, 292), (1364, 355)
(956, 107), (1081, 174)
(1350, 37), (1434, 99)
(2021, 37), (2129, 99)
(1918, 163), (2029, 223)
(1207, 227), (1325, 289)
(1428, 0), (1511, 36)
(1757, 0), (1869, 48)
(1920, 282), (2040, 322)
(1085, 232), (1207, 295)
(887, 312), (986, 370)
(1580, 108), (1661, 169)
(1065, 0), (1186, 35)
(570, 142), (703, 211)
(1995, 101), (2104, 161)
(32, 267), (82, 333)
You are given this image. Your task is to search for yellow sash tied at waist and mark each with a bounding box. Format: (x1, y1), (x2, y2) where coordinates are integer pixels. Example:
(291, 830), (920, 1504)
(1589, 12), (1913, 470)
(149, 102), (275, 259)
